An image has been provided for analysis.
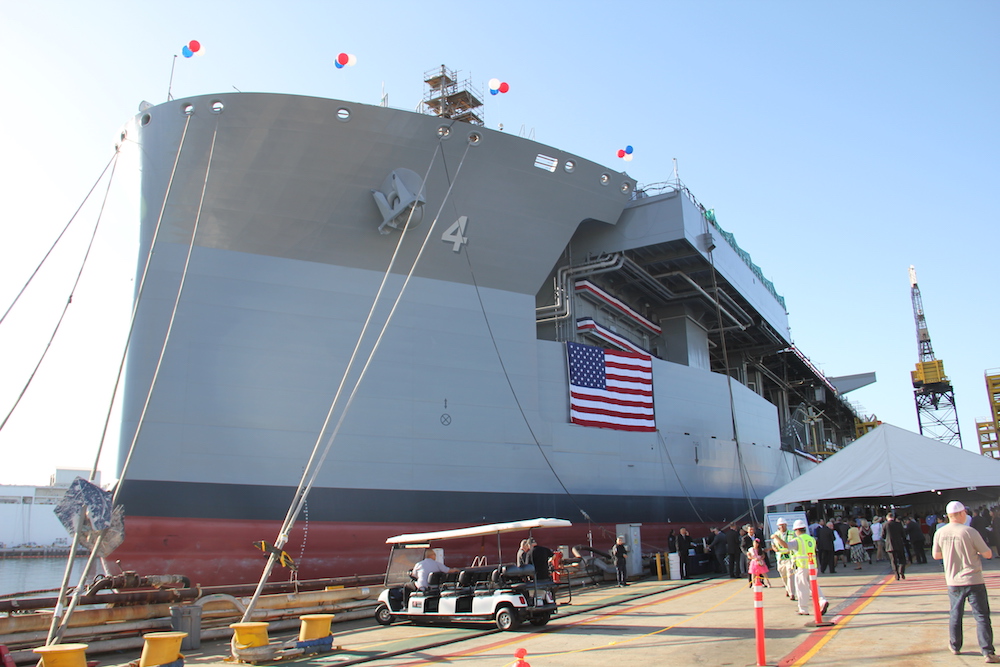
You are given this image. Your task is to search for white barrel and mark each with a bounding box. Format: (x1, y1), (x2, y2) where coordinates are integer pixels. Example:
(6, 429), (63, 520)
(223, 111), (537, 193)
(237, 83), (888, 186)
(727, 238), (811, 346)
(668, 553), (681, 580)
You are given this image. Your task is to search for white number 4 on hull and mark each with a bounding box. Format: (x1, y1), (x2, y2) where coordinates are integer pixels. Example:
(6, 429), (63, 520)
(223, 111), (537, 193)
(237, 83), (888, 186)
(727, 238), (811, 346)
(442, 216), (468, 252)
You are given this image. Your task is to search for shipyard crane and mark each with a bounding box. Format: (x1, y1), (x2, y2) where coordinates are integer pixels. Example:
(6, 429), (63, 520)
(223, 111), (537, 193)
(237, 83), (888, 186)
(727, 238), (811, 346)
(908, 265), (962, 446)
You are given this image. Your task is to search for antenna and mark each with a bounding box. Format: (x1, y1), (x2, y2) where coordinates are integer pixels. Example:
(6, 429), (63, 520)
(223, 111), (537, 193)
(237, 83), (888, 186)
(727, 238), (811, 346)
(167, 54), (178, 101)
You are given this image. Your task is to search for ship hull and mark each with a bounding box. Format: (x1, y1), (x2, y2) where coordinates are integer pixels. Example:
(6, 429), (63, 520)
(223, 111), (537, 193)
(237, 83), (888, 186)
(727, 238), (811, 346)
(111, 92), (809, 586)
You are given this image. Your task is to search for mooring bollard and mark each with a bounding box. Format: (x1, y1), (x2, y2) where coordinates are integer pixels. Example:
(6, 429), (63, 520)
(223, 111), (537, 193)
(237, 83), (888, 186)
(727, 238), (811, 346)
(296, 614), (336, 653)
(139, 632), (187, 667)
(32, 644), (89, 667)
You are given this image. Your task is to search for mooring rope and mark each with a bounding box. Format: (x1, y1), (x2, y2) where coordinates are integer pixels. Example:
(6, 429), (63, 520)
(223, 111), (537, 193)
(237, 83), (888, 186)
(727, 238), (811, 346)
(46, 115), (214, 647)
(242, 128), (475, 621)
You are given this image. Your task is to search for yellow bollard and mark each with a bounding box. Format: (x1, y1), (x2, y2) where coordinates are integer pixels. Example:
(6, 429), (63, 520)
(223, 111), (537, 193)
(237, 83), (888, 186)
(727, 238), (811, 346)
(229, 622), (270, 649)
(32, 644), (89, 667)
(298, 614), (335, 642)
(139, 632), (187, 667)
(655, 552), (663, 581)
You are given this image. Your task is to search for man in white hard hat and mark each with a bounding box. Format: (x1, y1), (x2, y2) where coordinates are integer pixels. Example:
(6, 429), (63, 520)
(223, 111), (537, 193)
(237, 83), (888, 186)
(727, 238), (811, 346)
(771, 517), (797, 601)
(932, 501), (998, 662)
(773, 518), (828, 616)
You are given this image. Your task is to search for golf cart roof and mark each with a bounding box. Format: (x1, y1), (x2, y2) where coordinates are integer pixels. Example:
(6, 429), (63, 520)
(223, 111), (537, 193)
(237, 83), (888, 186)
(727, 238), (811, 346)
(385, 518), (572, 545)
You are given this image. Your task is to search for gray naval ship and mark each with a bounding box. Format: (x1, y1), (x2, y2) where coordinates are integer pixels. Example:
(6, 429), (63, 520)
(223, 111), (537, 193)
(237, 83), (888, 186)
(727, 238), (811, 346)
(113, 67), (858, 586)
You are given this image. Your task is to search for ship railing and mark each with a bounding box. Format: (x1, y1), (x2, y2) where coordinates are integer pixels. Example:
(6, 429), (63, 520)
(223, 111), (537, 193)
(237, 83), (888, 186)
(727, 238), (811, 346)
(635, 180), (787, 310)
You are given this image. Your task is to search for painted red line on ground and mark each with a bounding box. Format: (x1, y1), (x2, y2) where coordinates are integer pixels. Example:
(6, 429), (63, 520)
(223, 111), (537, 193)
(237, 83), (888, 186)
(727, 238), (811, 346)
(776, 574), (893, 667)
(390, 580), (731, 666)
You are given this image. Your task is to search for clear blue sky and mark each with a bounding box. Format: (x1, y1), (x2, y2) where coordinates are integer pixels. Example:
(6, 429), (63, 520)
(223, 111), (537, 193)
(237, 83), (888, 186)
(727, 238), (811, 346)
(1, 0), (998, 485)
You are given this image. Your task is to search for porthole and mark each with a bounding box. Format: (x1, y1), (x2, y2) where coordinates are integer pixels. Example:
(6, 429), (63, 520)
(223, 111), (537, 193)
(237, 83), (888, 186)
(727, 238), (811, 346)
(210, 101), (224, 113)
(437, 125), (451, 139)
(468, 132), (482, 146)
(181, 103), (195, 116)
(599, 173), (610, 185)
(620, 181), (632, 194)
(337, 108), (351, 121)
(141, 113), (152, 126)
(564, 160), (576, 173)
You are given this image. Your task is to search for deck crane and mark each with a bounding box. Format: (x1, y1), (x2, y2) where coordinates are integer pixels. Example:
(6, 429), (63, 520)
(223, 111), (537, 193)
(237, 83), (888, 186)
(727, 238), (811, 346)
(909, 265), (962, 446)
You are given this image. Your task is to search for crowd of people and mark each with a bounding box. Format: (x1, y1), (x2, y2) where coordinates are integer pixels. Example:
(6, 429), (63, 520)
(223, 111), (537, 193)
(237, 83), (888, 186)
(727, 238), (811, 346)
(670, 505), (1000, 581)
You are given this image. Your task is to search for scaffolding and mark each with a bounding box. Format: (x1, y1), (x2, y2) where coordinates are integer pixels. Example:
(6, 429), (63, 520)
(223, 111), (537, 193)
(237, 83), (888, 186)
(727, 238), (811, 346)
(422, 65), (484, 126)
(976, 369), (1000, 459)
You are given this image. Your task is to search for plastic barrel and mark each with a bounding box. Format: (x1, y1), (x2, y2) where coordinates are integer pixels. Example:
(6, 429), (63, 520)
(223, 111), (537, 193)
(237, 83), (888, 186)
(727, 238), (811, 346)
(170, 605), (202, 650)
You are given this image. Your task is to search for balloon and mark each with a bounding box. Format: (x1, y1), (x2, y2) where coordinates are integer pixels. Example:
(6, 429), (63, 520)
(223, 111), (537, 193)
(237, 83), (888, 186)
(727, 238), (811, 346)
(337, 52), (349, 65)
(347, 53), (357, 66)
(499, 82), (509, 93)
(624, 154), (633, 162)
(189, 40), (201, 52)
(488, 78), (501, 90)
(625, 145), (633, 154)
(490, 89), (498, 95)
(335, 61), (344, 69)
(182, 45), (193, 58)
(617, 149), (625, 158)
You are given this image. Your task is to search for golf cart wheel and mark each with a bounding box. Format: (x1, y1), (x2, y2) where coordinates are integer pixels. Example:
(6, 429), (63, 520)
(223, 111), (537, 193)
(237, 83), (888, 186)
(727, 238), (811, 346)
(494, 605), (521, 631)
(529, 612), (552, 626)
(375, 603), (395, 625)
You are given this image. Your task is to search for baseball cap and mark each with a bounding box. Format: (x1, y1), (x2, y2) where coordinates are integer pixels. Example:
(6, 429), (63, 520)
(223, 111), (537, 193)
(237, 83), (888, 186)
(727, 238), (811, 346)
(792, 519), (807, 530)
(776, 517), (787, 525)
(946, 501), (966, 514)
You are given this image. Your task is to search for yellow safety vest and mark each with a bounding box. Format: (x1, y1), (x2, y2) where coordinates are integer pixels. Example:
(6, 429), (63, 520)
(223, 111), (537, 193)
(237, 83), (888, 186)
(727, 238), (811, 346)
(792, 534), (816, 569)
(775, 530), (795, 560)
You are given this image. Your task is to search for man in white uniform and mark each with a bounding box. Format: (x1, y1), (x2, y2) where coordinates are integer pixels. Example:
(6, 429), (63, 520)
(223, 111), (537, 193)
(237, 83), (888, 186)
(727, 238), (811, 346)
(774, 519), (828, 616)
(412, 549), (456, 590)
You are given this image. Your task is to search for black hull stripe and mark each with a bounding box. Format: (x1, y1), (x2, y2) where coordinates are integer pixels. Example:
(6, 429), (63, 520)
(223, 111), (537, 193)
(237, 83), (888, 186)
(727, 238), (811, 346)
(118, 479), (757, 525)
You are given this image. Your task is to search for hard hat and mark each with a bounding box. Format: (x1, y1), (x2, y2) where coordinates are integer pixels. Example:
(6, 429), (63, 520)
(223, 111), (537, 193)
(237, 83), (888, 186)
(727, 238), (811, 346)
(776, 517), (787, 525)
(792, 519), (807, 530)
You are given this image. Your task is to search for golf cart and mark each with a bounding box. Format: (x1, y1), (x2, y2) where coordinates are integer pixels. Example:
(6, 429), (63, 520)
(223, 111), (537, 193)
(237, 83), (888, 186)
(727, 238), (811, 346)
(374, 518), (571, 631)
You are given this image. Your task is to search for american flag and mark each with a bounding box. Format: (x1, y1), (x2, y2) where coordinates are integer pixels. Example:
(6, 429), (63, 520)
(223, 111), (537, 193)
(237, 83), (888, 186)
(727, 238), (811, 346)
(566, 341), (655, 432)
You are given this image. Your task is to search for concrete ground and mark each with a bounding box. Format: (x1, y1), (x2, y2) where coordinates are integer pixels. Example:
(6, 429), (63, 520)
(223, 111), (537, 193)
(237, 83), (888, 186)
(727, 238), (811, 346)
(80, 558), (1000, 667)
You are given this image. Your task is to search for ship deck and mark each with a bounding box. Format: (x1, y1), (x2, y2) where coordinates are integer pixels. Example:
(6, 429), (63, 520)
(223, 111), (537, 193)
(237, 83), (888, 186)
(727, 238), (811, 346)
(82, 558), (997, 667)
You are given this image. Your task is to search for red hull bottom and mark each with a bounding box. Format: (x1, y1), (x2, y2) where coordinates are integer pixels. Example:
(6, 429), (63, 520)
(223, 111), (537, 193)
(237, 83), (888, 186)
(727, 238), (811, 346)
(108, 516), (701, 587)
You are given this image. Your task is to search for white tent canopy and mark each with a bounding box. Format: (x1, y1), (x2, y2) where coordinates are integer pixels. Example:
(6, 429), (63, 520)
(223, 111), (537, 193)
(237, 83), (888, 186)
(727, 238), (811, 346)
(764, 423), (1000, 507)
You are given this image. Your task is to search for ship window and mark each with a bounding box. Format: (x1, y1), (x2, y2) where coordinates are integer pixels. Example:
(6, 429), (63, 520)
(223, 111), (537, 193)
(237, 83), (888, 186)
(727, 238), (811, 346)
(141, 114), (151, 126)
(564, 160), (576, 173)
(534, 154), (558, 172)
(600, 173), (610, 185)
(180, 103), (194, 116)
(337, 108), (351, 121)
(620, 181), (632, 194)
(210, 101), (224, 113)
(437, 125), (451, 139)
(468, 131), (482, 145)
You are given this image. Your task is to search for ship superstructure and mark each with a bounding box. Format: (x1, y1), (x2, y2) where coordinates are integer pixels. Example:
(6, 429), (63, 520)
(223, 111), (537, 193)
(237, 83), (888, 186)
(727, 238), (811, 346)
(111, 82), (860, 585)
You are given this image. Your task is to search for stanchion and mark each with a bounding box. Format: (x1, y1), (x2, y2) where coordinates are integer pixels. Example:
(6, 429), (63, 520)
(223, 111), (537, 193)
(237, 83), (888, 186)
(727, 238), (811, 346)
(751, 574), (774, 666)
(655, 553), (663, 581)
(806, 553), (833, 628)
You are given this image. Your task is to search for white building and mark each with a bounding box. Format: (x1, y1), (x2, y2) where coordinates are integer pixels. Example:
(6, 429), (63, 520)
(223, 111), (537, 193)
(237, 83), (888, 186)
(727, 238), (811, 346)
(0, 470), (102, 547)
